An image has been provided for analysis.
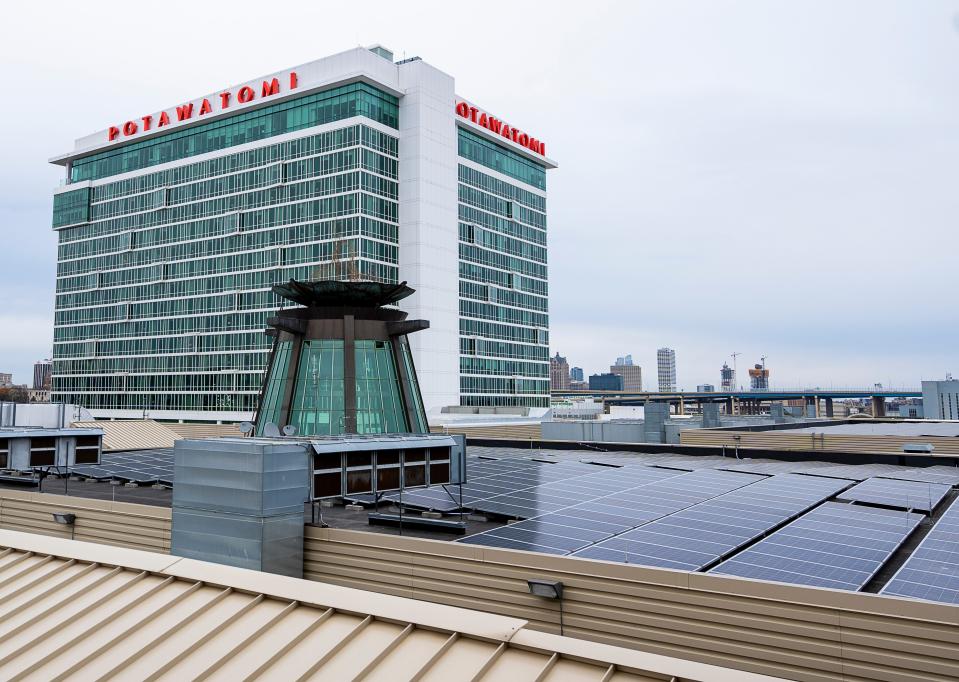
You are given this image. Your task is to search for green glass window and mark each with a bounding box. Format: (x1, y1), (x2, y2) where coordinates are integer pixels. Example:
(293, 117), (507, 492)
(458, 128), (546, 190)
(52, 187), (91, 228)
(71, 83), (399, 183)
(288, 340), (344, 436)
(399, 338), (428, 433)
(355, 340), (408, 434)
(256, 340), (292, 430)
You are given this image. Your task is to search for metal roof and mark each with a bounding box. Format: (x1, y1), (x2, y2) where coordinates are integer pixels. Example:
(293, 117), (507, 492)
(0, 529), (780, 681)
(72, 420), (179, 451)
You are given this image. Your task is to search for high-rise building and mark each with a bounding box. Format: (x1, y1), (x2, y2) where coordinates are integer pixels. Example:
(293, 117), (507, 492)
(49, 46), (556, 420)
(32, 360), (52, 391)
(610, 362), (642, 392)
(922, 379), (959, 420)
(614, 354), (634, 367)
(720, 362), (735, 392)
(0, 373), (13, 388)
(570, 366), (584, 382)
(748, 363), (770, 391)
(550, 352), (571, 391)
(697, 383), (715, 393)
(657, 348), (676, 392)
(589, 373), (623, 391)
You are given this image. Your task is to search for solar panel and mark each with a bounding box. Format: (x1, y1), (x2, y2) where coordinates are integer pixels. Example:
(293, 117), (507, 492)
(883, 466), (959, 487)
(718, 460), (842, 476)
(71, 448), (174, 485)
(572, 473), (851, 570)
(457, 468), (766, 555)
(467, 461), (673, 519)
(836, 477), (951, 512)
(708, 502), (923, 590)
(881, 497), (959, 604)
(804, 463), (913, 482)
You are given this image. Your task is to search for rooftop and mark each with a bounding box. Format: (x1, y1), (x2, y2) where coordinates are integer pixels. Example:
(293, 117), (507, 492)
(0, 528), (776, 681)
(6, 443), (959, 605)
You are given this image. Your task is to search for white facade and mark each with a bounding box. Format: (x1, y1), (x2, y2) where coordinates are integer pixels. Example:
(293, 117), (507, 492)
(922, 380), (959, 420)
(50, 47), (556, 422)
(657, 348), (676, 392)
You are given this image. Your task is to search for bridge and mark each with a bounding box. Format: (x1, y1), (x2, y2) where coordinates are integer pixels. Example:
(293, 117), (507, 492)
(550, 388), (922, 418)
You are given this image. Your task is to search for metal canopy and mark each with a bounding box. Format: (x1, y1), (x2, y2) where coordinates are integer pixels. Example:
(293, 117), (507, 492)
(271, 279), (415, 307)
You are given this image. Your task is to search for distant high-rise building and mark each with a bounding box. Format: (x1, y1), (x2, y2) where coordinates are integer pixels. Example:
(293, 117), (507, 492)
(610, 363), (642, 392)
(570, 367), (584, 382)
(922, 379), (959, 419)
(657, 348), (676, 392)
(697, 384), (715, 393)
(0, 373), (13, 388)
(720, 362), (735, 392)
(748, 363), (770, 391)
(614, 354), (634, 367)
(589, 373), (623, 391)
(550, 353), (571, 391)
(33, 360), (52, 391)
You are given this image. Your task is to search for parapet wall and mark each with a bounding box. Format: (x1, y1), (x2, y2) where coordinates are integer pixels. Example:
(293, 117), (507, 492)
(0, 489), (170, 553)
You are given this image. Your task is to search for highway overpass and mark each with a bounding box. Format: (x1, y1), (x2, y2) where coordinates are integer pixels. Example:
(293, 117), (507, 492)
(550, 388), (922, 417)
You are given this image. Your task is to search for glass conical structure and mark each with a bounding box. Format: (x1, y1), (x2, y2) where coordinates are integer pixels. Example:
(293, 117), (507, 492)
(254, 280), (429, 436)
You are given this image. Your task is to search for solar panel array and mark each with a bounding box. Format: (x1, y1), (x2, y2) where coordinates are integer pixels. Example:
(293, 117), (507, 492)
(70, 448), (174, 485)
(467, 463), (683, 520)
(457, 468), (765, 555)
(369, 457), (684, 516)
(709, 502), (923, 590)
(572, 474), (852, 570)
(836, 477), (952, 512)
(881, 498), (959, 604)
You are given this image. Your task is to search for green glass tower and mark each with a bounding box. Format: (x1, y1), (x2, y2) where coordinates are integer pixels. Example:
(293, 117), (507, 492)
(255, 280), (428, 436)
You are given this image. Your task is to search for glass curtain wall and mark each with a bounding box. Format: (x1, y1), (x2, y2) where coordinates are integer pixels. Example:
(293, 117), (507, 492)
(288, 340), (345, 435)
(355, 340), (408, 434)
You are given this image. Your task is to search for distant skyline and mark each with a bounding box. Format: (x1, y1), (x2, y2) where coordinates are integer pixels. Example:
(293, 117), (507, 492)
(0, 1), (956, 388)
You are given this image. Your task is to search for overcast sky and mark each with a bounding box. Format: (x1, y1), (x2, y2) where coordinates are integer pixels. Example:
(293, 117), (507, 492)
(1, 1), (956, 390)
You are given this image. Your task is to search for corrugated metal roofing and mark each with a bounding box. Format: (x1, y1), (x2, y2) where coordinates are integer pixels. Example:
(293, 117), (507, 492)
(164, 422), (243, 439)
(72, 420), (179, 451)
(0, 529), (781, 681)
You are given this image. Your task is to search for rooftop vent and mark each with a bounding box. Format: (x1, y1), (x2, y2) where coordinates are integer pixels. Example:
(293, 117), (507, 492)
(367, 44), (394, 62)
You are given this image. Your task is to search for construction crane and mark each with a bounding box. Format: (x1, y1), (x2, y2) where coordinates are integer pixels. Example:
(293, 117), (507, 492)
(311, 239), (361, 282)
(731, 352), (741, 389)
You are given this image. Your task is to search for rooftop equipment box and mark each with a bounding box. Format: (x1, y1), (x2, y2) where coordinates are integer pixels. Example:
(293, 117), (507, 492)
(173, 438), (310, 516)
(171, 438), (311, 578)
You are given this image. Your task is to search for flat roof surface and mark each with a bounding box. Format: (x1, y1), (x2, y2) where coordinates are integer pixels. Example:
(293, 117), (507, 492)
(784, 422), (959, 437)
(0, 529), (778, 681)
